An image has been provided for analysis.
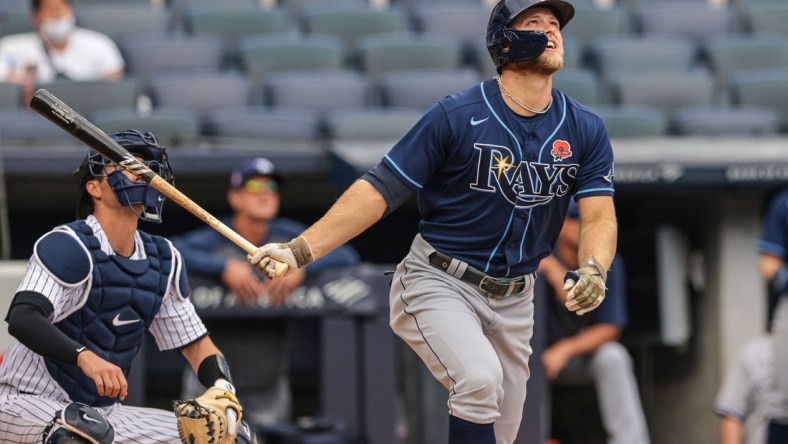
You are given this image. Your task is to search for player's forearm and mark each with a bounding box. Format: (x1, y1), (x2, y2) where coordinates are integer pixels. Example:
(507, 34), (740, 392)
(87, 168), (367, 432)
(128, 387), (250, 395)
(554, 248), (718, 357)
(301, 179), (387, 260)
(560, 324), (621, 357)
(719, 416), (744, 444)
(577, 199), (618, 272)
(181, 336), (223, 374)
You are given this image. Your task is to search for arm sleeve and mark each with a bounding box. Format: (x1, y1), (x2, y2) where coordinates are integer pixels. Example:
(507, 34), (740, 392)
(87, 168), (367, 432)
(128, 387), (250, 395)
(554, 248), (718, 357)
(360, 162), (416, 216)
(6, 291), (85, 365)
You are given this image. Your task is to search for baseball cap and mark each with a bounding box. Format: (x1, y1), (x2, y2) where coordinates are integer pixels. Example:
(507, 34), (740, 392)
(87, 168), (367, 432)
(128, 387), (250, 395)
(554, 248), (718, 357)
(229, 157), (283, 189)
(504, 0), (575, 29)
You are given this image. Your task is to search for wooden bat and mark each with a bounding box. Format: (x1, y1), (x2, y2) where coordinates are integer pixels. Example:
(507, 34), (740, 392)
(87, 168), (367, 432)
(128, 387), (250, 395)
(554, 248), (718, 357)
(29, 88), (288, 276)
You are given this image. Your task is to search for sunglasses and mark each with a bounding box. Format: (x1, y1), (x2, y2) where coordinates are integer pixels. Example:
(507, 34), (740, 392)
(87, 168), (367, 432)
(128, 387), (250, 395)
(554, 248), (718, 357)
(243, 178), (279, 193)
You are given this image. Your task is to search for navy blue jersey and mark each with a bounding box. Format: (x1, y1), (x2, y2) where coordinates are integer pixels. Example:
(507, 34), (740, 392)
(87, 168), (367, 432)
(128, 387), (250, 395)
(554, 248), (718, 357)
(758, 188), (788, 261)
(383, 79), (615, 277)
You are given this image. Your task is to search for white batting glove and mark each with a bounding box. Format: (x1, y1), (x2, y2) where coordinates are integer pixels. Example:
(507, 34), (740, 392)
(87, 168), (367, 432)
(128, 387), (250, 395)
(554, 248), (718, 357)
(247, 236), (313, 279)
(564, 256), (607, 316)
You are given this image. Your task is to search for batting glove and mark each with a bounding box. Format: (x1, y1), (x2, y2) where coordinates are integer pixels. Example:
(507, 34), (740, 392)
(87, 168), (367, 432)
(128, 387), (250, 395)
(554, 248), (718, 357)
(563, 256), (607, 316)
(247, 236), (313, 279)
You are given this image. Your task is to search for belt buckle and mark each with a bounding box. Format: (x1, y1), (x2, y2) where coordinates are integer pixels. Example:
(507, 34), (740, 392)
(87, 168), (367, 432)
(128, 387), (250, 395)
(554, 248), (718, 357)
(479, 275), (514, 298)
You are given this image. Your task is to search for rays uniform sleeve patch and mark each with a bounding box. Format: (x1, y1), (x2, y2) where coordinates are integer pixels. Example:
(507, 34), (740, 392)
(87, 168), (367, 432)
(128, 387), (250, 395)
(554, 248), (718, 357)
(34, 230), (91, 286)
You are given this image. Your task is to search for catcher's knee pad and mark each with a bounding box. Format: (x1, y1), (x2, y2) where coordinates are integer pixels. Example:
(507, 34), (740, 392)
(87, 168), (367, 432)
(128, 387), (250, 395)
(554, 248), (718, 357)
(44, 402), (115, 444)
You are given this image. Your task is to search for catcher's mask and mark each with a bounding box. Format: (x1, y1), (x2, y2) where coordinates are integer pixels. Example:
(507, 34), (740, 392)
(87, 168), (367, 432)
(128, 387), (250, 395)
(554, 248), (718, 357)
(487, 0), (575, 73)
(74, 129), (174, 223)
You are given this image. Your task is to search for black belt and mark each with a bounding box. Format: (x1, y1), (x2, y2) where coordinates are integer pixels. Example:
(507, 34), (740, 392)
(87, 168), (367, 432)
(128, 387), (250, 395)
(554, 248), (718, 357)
(428, 251), (527, 297)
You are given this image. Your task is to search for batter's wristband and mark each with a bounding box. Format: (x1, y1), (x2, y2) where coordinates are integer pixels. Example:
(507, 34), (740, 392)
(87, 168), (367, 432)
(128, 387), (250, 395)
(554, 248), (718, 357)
(287, 236), (313, 268)
(198, 354), (234, 388)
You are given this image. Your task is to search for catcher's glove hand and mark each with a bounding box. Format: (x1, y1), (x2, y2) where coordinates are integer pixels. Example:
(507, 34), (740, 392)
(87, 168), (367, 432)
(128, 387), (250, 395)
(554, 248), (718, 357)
(564, 256), (607, 316)
(172, 387), (242, 444)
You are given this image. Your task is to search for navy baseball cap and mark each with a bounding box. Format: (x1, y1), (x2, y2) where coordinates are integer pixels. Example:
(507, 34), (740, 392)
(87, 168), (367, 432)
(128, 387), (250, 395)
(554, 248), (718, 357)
(503, 0), (575, 29)
(230, 157), (283, 189)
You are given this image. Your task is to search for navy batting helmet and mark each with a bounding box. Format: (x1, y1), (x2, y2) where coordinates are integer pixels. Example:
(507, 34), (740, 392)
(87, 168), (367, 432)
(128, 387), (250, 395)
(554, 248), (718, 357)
(487, 0), (575, 72)
(74, 129), (174, 223)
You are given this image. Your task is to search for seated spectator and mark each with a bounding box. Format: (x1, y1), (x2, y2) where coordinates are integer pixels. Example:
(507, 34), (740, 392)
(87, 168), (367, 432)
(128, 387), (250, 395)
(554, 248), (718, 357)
(538, 202), (650, 444)
(173, 157), (360, 428)
(0, 0), (124, 105)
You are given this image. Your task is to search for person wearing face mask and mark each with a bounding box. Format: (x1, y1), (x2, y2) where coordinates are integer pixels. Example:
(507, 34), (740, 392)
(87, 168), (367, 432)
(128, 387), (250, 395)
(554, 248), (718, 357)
(0, 0), (124, 106)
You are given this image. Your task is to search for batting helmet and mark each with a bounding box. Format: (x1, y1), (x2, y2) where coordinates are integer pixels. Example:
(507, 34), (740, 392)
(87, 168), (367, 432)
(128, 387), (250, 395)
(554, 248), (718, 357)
(487, 0), (575, 72)
(74, 129), (174, 223)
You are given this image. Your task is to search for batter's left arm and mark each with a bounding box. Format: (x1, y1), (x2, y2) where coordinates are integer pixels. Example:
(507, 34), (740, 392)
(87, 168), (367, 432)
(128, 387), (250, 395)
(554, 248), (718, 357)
(576, 195), (618, 273)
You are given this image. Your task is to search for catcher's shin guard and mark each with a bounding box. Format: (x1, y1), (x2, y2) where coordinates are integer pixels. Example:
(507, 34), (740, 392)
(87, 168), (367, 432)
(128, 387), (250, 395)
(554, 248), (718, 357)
(44, 402), (114, 444)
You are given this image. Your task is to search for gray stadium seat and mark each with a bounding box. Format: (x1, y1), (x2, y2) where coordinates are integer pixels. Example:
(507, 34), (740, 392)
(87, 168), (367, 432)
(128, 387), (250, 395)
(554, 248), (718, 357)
(121, 35), (224, 93)
(206, 106), (322, 141)
(0, 109), (80, 148)
(325, 107), (422, 141)
(75, 5), (170, 45)
(590, 35), (698, 88)
(705, 34), (788, 98)
(671, 105), (781, 137)
(634, 2), (735, 47)
(411, 3), (491, 65)
(40, 79), (139, 119)
(148, 72), (252, 122)
(561, 4), (632, 53)
(0, 11), (34, 36)
(0, 83), (23, 110)
(615, 70), (716, 115)
(378, 68), (480, 110)
(592, 105), (669, 138)
(300, 5), (410, 65)
(264, 69), (370, 114)
(357, 33), (463, 81)
(183, 6), (294, 69)
(92, 107), (202, 147)
(740, 2), (788, 35)
(553, 69), (600, 106)
(731, 68), (788, 130)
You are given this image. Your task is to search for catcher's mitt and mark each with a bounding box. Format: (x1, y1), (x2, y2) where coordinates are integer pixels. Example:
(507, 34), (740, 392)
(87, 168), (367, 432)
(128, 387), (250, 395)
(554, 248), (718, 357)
(172, 387), (242, 444)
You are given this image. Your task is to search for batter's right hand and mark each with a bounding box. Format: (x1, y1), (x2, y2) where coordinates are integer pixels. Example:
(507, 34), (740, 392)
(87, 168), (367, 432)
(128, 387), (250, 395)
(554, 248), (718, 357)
(77, 350), (128, 401)
(247, 236), (313, 279)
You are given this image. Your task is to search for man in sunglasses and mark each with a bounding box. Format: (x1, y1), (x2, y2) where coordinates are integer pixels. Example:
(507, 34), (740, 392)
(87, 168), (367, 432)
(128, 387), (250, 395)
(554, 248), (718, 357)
(173, 157), (360, 429)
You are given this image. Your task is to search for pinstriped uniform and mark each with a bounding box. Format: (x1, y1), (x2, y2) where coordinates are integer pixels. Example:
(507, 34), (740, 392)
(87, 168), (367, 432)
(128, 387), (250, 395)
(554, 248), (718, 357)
(0, 215), (207, 443)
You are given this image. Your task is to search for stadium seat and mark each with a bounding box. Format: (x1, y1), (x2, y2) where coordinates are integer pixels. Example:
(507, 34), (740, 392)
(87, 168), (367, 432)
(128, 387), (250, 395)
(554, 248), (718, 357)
(740, 2), (788, 35)
(40, 79), (139, 119)
(92, 107), (202, 147)
(0, 83), (23, 110)
(590, 35), (698, 89)
(671, 105), (781, 137)
(238, 33), (345, 103)
(615, 70), (716, 115)
(410, 3), (491, 65)
(633, 2), (735, 47)
(148, 72), (252, 123)
(0, 109), (80, 148)
(75, 5), (170, 45)
(264, 68), (369, 116)
(705, 34), (788, 100)
(553, 69), (600, 106)
(205, 106), (323, 142)
(357, 32), (463, 81)
(121, 34), (224, 94)
(731, 68), (788, 130)
(561, 4), (632, 54)
(592, 105), (669, 138)
(378, 68), (480, 110)
(183, 6), (294, 69)
(300, 4), (410, 66)
(0, 11), (34, 36)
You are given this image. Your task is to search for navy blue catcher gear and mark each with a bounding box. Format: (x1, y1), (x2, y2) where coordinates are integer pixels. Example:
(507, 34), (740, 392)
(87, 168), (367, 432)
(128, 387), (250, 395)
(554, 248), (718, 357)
(486, 0), (574, 72)
(74, 129), (175, 223)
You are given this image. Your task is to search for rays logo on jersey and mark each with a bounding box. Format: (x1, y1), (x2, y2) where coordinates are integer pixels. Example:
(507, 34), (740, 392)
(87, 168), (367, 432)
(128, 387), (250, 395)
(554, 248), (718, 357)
(470, 143), (577, 208)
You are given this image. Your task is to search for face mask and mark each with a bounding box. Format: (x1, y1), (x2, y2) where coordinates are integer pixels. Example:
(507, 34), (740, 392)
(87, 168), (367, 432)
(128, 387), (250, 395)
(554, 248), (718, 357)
(39, 14), (76, 43)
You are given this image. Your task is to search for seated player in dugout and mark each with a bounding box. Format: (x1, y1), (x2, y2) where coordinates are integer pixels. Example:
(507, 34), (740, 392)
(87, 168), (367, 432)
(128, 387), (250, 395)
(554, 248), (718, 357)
(0, 129), (256, 444)
(538, 202), (650, 444)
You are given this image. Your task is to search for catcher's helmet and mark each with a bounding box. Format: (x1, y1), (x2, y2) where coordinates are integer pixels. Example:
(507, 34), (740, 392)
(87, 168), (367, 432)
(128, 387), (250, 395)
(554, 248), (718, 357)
(487, 0), (575, 72)
(74, 129), (174, 223)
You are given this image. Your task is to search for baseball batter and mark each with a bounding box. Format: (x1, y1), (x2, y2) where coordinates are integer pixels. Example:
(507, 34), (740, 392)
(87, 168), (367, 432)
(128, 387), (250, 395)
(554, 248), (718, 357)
(247, 1), (617, 443)
(0, 130), (255, 444)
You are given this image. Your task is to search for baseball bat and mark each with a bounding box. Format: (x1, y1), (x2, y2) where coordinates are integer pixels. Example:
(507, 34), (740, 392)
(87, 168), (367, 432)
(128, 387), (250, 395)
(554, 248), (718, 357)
(29, 88), (289, 275)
